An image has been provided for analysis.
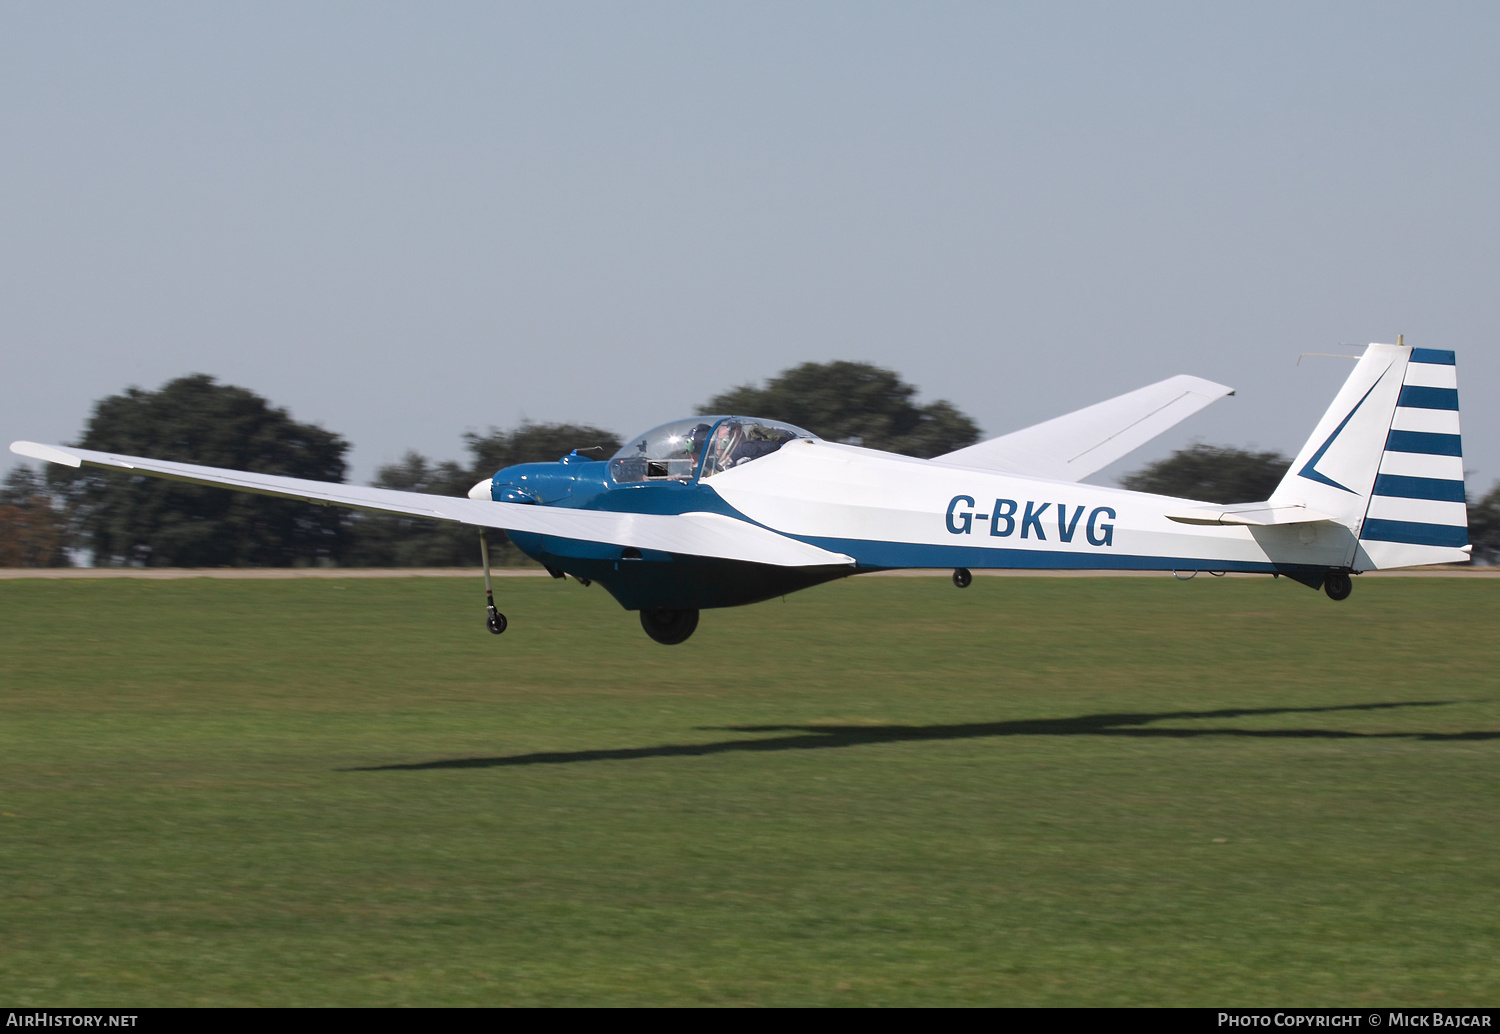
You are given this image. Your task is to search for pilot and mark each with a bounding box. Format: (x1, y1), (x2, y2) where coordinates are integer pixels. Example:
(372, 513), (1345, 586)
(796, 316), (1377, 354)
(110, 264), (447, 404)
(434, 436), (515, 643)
(684, 423), (713, 470)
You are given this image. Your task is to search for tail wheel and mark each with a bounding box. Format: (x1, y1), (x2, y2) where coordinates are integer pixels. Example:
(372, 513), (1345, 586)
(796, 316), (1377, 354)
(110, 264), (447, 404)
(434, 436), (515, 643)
(952, 567), (973, 589)
(1323, 571), (1353, 601)
(639, 607), (700, 645)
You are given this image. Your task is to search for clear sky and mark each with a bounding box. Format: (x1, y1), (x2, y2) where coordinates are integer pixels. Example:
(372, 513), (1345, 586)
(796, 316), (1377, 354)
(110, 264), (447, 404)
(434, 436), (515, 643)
(3, 2), (1496, 489)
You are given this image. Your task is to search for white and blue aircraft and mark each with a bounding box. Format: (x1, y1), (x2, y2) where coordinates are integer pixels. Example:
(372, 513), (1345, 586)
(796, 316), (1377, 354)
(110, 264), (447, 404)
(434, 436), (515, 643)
(11, 342), (1469, 644)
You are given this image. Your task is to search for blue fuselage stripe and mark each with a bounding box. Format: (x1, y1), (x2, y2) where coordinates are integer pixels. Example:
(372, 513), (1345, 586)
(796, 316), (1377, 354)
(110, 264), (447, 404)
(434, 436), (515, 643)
(797, 536), (1284, 573)
(1397, 385), (1459, 410)
(1360, 519), (1468, 547)
(1371, 474), (1467, 502)
(1385, 430), (1463, 456)
(1409, 349), (1456, 366)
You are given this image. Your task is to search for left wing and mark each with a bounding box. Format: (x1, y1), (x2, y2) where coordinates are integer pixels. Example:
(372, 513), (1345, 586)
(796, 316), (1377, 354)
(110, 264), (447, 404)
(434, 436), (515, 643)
(10, 441), (853, 568)
(931, 374), (1233, 481)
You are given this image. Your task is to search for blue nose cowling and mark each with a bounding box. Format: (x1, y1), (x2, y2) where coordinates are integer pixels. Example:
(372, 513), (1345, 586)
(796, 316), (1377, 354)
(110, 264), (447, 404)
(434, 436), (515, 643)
(488, 456), (609, 505)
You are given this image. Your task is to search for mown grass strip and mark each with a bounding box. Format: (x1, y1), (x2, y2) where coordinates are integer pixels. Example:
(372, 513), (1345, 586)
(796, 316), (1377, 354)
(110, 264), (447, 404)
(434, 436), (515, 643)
(1, 576), (1496, 1005)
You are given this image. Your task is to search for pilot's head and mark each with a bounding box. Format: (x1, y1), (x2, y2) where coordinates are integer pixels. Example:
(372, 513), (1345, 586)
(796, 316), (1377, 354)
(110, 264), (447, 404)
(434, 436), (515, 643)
(686, 423), (712, 458)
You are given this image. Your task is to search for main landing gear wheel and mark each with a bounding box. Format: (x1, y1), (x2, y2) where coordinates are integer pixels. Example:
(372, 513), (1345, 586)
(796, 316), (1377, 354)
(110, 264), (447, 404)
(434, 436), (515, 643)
(952, 567), (972, 589)
(639, 607), (700, 645)
(1323, 571), (1353, 601)
(487, 606), (508, 635)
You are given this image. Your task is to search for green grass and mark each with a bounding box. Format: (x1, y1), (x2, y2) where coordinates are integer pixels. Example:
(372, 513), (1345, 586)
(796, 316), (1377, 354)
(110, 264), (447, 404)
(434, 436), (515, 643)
(1, 574), (1497, 1005)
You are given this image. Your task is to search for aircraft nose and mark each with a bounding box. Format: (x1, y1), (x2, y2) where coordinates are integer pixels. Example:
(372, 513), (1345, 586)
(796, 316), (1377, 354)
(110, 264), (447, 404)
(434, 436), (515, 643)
(467, 478), (493, 501)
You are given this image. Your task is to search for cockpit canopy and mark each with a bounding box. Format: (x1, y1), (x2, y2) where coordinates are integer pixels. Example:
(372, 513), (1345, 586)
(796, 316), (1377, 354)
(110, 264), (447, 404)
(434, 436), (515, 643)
(609, 416), (816, 484)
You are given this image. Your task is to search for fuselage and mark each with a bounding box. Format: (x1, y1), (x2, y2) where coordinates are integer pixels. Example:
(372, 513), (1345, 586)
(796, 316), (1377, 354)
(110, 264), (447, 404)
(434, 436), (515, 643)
(489, 426), (1353, 611)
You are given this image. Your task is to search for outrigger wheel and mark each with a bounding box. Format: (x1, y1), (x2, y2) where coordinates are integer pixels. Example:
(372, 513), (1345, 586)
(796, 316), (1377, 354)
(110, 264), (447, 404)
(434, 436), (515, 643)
(487, 606), (508, 635)
(1323, 571), (1353, 601)
(640, 607), (700, 645)
(952, 567), (973, 589)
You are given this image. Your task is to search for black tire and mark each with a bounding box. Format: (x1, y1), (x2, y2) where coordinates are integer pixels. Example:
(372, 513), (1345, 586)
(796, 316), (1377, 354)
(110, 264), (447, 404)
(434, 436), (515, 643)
(1323, 572), (1352, 601)
(487, 609), (508, 635)
(639, 607), (700, 645)
(952, 567), (973, 589)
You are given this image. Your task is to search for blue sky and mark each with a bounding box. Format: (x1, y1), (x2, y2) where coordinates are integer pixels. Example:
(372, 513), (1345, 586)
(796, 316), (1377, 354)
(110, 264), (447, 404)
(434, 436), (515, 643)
(3, 2), (1496, 488)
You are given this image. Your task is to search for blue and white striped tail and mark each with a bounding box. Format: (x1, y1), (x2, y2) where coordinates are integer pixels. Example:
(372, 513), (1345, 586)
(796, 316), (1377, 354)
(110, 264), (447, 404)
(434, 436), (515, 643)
(1358, 347), (1471, 568)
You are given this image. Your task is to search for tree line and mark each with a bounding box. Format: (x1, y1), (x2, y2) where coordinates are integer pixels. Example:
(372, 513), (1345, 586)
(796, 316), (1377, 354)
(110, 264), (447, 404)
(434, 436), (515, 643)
(3, 366), (1496, 566)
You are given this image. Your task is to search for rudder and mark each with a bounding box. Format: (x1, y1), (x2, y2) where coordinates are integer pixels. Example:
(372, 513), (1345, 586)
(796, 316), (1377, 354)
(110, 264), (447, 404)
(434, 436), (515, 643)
(1358, 347), (1470, 568)
(1270, 342), (1470, 571)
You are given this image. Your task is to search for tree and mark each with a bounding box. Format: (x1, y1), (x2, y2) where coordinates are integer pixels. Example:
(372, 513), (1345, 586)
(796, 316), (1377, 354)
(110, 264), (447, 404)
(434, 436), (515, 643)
(1470, 482), (1500, 565)
(0, 465), (70, 567)
(463, 422), (623, 475)
(345, 423), (623, 567)
(56, 375), (350, 566)
(703, 361), (980, 458)
(1121, 444), (1291, 504)
(341, 452), (476, 567)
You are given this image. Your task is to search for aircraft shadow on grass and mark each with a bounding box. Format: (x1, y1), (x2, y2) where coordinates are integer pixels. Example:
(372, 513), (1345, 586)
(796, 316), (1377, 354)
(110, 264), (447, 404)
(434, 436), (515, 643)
(352, 700), (1499, 773)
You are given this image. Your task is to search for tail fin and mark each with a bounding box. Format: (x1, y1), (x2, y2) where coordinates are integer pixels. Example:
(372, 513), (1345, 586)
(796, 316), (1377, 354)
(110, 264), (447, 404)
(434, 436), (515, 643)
(1270, 343), (1470, 570)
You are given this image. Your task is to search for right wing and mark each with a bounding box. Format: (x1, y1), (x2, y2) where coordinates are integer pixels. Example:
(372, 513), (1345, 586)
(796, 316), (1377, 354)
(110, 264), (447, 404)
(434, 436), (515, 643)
(931, 374), (1233, 481)
(10, 441), (853, 569)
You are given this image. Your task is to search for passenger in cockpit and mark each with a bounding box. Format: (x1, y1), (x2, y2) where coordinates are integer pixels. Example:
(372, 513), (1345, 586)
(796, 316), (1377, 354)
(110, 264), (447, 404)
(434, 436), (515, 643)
(708, 420), (744, 472)
(729, 430), (784, 466)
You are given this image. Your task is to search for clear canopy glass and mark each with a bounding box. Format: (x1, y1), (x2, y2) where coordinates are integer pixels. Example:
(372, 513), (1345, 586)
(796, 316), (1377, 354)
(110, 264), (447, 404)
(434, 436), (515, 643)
(698, 418), (812, 479)
(609, 417), (815, 484)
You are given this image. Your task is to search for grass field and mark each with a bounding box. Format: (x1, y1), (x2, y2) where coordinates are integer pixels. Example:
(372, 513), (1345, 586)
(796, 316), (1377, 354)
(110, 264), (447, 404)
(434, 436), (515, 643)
(1, 573), (1497, 1006)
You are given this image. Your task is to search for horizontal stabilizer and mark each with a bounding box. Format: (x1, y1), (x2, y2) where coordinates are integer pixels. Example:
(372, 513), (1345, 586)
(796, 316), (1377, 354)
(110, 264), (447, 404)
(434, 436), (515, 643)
(933, 374), (1233, 481)
(9, 441), (855, 569)
(1165, 502), (1341, 527)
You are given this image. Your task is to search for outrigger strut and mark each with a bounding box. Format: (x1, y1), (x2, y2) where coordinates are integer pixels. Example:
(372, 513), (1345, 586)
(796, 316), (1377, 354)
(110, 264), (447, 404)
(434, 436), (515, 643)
(480, 528), (507, 635)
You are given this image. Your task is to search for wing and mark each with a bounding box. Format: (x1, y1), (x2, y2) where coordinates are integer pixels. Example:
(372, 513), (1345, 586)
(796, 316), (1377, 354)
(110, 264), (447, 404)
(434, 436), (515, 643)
(931, 374), (1234, 481)
(10, 441), (853, 568)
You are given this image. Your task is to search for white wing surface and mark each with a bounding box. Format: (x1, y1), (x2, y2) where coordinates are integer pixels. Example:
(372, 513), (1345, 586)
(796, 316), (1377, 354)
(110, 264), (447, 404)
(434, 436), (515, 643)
(932, 374), (1233, 481)
(9, 442), (853, 568)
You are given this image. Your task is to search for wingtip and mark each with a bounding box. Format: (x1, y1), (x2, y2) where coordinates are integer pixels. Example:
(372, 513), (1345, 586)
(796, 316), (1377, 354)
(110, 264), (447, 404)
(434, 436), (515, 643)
(1194, 376), (1236, 398)
(10, 441), (82, 468)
